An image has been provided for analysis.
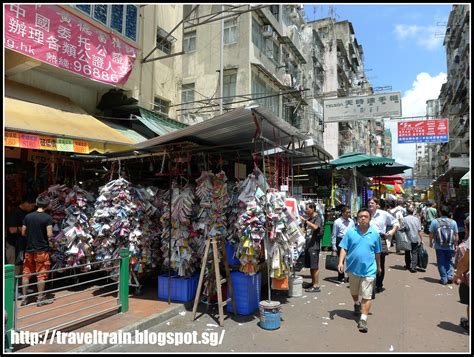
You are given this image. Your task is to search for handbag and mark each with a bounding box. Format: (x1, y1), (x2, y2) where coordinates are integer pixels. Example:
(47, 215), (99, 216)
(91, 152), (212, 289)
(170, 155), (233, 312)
(395, 231), (411, 251)
(417, 243), (428, 269)
(325, 254), (339, 271)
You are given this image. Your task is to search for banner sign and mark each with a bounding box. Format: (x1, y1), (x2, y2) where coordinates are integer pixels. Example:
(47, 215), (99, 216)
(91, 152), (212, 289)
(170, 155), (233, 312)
(4, 4), (137, 85)
(19, 133), (40, 149)
(56, 138), (75, 152)
(397, 119), (449, 144)
(5, 131), (90, 153)
(323, 92), (401, 122)
(404, 179), (415, 187)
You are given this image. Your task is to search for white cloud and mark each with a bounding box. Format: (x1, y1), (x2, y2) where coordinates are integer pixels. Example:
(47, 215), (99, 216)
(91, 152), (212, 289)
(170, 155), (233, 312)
(394, 24), (443, 51)
(388, 72), (447, 168)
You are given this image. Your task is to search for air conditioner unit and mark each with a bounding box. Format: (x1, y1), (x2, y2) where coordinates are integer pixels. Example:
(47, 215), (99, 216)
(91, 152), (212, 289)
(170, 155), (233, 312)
(289, 8), (299, 20)
(272, 31), (279, 41)
(262, 25), (273, 37)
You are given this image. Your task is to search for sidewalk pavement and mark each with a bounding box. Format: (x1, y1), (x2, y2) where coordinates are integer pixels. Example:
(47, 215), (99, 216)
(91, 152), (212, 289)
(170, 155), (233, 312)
(15, 282), (188, 353)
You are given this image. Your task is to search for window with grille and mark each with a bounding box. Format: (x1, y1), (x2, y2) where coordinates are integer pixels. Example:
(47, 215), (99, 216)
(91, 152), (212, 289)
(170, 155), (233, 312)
(181, 83), (195, 113)
(184, 31), (196, 53)
(153, 97), (170, 116)
(156, 28), (174, 54)
(74, 5), (138, 42)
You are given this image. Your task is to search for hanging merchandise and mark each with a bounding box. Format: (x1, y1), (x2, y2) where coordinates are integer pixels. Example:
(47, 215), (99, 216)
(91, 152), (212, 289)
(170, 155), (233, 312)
(90, 177), (159, 276)
(41, 184), (96, 271)
(265, 190), (305, 280)
(160, 181), (198, 277)
(234, 168), (269, 275)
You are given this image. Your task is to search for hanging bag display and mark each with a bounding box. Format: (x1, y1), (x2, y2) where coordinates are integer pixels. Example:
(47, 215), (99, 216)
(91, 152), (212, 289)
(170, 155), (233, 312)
(325, 254), (339, 271)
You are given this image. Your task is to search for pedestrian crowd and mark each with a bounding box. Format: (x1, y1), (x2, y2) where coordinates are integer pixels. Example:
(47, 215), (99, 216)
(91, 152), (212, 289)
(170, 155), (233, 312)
(300, 198), (470, 334)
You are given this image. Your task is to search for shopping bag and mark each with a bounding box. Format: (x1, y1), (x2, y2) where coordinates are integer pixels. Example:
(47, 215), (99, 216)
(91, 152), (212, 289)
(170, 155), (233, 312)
(325, 254), (339, 271)
(395, 231), (411, 251)
(271, 276), (289, 290)
(417, 243), (428, 269)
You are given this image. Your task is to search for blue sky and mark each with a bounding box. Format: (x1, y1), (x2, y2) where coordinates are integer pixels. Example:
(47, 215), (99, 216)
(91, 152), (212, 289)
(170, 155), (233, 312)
(304, 4), (453, 171)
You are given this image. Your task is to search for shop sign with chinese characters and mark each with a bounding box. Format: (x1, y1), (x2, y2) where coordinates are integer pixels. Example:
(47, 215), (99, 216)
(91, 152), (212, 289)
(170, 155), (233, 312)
(323, 92), (402, 122)
(4, 131), (89, 153)
(4, 4), (137, 85)
(397, 119), (449, 144)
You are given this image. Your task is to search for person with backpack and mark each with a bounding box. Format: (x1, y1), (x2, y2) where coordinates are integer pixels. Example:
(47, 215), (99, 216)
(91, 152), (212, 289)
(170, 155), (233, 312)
(429, 205), (458, 285)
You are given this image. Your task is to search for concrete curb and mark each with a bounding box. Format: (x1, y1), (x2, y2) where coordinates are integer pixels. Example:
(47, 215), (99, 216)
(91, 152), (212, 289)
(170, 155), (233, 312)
(72, 302), (191, 353)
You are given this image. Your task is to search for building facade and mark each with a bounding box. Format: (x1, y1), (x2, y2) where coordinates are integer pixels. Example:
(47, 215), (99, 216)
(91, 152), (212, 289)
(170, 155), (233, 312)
(433, 4), (470, 204)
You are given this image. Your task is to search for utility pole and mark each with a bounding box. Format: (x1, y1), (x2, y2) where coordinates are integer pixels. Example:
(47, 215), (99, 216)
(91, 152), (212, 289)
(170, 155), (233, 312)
(220, 5), (224, 114)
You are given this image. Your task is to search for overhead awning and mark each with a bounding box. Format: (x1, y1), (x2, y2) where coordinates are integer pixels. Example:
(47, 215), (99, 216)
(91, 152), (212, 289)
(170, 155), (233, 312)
(4, 81), (135, 153)
(99, 119), (148, 143)
(130, 106), (331, 162)
(137, 108), (188, 136)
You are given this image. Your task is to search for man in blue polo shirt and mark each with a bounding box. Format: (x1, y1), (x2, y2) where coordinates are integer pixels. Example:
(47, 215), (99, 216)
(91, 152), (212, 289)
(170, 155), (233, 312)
(338, 208), (381, 333)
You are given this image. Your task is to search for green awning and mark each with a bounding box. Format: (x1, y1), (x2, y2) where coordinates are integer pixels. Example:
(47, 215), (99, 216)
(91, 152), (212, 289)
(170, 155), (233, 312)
(100, 119), (148, 143)
(330, 152), (395, 170)
(138, 108), (187, 136)
(459, 171), (470, 186)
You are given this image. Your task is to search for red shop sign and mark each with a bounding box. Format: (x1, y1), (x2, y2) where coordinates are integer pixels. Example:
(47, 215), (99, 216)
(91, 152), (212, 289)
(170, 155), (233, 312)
(4, 4), (137, 85)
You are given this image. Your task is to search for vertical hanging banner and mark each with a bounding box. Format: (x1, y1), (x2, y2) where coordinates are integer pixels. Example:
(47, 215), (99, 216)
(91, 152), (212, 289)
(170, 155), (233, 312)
(397, 119), (449, 144)
(4, 4), (137, 85)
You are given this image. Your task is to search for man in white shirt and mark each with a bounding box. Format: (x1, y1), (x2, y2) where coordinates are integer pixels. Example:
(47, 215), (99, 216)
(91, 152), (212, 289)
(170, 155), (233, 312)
(331, 205), (355, 283)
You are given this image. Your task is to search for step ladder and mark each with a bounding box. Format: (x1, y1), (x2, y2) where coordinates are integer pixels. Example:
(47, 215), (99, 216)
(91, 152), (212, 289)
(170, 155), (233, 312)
(192, 236), (236, 326)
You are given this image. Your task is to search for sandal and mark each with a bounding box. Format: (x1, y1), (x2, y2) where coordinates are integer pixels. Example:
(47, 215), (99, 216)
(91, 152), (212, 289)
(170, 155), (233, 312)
(305, 286), (321, 292)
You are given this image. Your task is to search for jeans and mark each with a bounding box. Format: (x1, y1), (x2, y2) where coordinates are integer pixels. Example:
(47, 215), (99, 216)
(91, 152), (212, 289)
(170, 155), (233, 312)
(404, 243), (420, 271)
(435, 249), (454, 283)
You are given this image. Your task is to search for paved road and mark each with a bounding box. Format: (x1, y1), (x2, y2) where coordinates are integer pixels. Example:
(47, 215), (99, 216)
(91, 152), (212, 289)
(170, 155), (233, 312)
(104, 243), (470, 353)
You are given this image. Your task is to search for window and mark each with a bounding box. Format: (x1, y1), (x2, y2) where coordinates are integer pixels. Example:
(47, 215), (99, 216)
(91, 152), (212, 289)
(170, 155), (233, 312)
(251, 73), (279, 116)
(223, 73), (237, 104)
(156, 28), (175, 55)
(93, 5), (108, 25)
(224, 19), (238, 45)
(252, 18), (262, 49)
(76, 5), (91, 15)
(182, 84), (195, 102)
(74, 5), (138, 42)
(184, 31), (196, 53)
(153, 97), (170, 116)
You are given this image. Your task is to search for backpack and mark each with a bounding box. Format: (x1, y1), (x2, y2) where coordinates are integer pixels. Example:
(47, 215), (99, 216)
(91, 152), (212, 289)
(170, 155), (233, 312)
(434, 218), (455, 247)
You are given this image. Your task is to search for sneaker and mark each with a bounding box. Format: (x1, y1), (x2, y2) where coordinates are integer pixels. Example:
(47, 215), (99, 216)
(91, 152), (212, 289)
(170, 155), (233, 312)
(358, 319), (368, 333)
(440, 280), (448, 285)
(354, 303), (361, 316)
(447, 278), (453, 284)
(305, 286), (321, 293)
(20, 297), (32, 307)
(36, 295), (53, 307)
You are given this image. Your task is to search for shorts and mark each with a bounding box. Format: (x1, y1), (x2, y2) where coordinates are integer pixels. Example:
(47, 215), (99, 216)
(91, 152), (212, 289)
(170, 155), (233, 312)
(23, 252), (51, 281)
(459, 283), (469, 305)
(304, 246), (320, 270)
(348, 272), (375, 300)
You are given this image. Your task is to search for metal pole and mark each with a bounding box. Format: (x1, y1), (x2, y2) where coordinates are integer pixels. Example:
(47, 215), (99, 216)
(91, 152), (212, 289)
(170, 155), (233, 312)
(119, 249), (129, 313)
(5, 264), (14, 351)
(168, 171), (173, 304)
(219, 5), (224, 114)
(260, 139), (272, 303)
